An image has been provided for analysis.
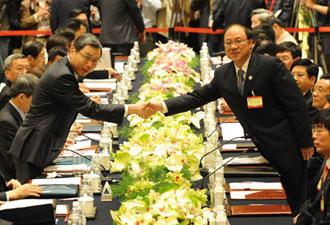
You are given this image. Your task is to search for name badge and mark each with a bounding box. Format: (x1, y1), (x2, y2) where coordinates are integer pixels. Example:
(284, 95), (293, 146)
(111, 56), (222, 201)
(247, 96), (263, 108)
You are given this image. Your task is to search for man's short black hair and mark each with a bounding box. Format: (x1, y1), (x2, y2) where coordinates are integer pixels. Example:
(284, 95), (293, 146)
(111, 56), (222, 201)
(67, 18), (86, 32)
(73, 33), (102, 52)
(22, 41), (44, 59)
(290, 58), (319, 80)
(48, 46), (67, 62)
(266, 16), (285, 28)
(46, 34), (69, 52)
(55, 27), (76, 43)
(276, 41), (302, 58)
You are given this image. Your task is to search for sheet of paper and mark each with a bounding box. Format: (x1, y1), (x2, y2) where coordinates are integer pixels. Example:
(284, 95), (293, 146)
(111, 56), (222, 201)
(84, 92), (108, 97)
(83, 78), (116, 83)
(220, 123), (245, 141)
(55, 204), (69, 216)
(115, 61), (125, 73)
(94, 47), (111, 70)
(229, 182), (283, 190)
(230, 191), (259, 199)
(44, 164), (90, 173)
(222, 156), (268, 165)
(0, 199), (53, 210)
(60, 149), (96, 157)
(75, 133), (101, 142)
(222, 144), (237, 150)
(31, 177), (81, 185)
(67, 140), (91, 151)
(83, 82), (116, 90)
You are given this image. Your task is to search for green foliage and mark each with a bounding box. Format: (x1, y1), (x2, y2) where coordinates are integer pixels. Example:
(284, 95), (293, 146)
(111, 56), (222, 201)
(127, 92), (140, 104)
(188, 56), (200, 69)
(141, 59), (155, 77)
(151, 121), (164, 129)
(181, 165), (192, 180)
(118, 125), (134, 139)
(112, 172), (134, 199)
(185, 78), (195, 88)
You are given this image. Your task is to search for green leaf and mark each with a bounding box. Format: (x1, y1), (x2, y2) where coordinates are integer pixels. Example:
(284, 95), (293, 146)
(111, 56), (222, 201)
(188, 56), (200, 69)
(139, 133), (150, 143)
(151, 121), (164, 129)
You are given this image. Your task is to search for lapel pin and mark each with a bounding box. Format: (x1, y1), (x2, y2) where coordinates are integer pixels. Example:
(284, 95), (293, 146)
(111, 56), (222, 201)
(248, 75), (253, 80)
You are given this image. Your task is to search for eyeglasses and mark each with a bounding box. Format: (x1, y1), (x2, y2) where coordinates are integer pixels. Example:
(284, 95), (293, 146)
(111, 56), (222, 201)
(78, 51), (100, 64)
(224, 39), (248, 47)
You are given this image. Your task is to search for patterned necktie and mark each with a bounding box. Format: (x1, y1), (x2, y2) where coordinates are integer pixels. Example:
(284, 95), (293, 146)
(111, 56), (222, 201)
(237, 69), (245, 95)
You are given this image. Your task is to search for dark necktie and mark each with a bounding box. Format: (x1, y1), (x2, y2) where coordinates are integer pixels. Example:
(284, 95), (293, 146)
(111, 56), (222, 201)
(237, 69), (245, 95)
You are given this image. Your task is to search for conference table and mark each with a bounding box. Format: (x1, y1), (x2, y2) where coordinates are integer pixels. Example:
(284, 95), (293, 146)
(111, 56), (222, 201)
(54, 58), (293, 225)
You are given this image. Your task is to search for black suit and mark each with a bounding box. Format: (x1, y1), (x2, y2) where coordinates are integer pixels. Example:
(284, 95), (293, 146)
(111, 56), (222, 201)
(0, 102), (22, 180)
(298, 162), (330, 225)
(10, 56), (125, 183)
(50, 0), (92, 32)
(305, 90), (319, 120)
(0, 80), (12, 110)
(165, 53), (313, 215)
(213, 0), (266, 29)
(0, 175), (7, 201)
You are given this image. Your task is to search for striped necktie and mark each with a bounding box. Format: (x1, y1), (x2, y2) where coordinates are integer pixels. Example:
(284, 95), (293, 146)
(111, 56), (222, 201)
(237, 69), (245, 95)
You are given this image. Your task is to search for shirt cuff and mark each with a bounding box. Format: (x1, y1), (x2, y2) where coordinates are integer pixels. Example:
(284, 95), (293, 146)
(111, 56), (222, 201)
(124, 104), (128, 117)
(5, 192), (9, 201)
(162, 101), (168, 113)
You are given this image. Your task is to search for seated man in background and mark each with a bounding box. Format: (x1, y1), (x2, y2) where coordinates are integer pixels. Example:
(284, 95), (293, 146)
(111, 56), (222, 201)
(0, 54), (30, 110)
(313, 74), (330, 112)
(276, 41), (301, 70)
(290, 59), (319, 118)
(22, 41), (46, 76)
(266, 16), (298, 45)
(0, 176), (41, 201)
(295, 109), (330, 225)
(0, 74), (39, 180)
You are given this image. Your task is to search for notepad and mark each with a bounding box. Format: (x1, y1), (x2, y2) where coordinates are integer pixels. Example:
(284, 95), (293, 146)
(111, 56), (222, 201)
(67, 140), (91, 151)
(83, 82), (116, 91)
(222, 156), (268, 165)
(230, 190), (286, 199)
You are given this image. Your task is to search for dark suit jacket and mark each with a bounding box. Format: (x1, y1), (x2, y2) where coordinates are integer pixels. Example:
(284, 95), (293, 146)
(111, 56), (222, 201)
(97, 0), (145, 45)
(191, 0), (210, 46)
(10, 56), (125, 169)
(50, 0), (92, 32)
(305, 90), (319, 122)
(0, 175), (7, 201)
(299, 162), (330, 225)
(0, 102), (22, 180)
(0, 80), (12, 110)
(165, 53), (313, 172)
(213, 0), (265, 29)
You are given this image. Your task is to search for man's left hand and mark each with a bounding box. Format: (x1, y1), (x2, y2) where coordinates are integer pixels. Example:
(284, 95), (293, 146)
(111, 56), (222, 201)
(6, 179), (21, 190)
(300, 147), (314, 160)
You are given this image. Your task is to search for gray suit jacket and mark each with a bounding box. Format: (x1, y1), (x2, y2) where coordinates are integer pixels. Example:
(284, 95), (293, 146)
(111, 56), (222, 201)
(97, 0), (145, 45)
(165, 53), (313, 172)
(10, 56), (125, 169)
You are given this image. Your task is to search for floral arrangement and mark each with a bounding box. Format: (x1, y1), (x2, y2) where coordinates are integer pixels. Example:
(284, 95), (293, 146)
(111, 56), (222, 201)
(111, 41), (210, 225)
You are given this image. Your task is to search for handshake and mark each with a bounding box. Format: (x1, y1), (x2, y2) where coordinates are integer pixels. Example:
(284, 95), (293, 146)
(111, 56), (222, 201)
(127, 102), (164, 119)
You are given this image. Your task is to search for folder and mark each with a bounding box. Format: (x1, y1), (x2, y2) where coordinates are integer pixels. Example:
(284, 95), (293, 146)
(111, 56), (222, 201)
(39, 184), (79, 198)
(230, 204), (291, 216)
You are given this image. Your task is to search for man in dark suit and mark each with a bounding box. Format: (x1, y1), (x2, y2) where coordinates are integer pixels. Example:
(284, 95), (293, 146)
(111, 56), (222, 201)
(10, 34), (148, 183)
(212, 0), (266, 29)
(147, 24), (314, 217)
(0, 74), (39, 180)
(50, 0), (92, 33)
(0, 54), (30, 110)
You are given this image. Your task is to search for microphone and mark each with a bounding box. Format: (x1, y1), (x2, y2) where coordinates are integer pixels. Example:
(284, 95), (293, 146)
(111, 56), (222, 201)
(199, 136), (246, 169)
(200, 147), (255, 189)
(205, 116), (231, 138)
(52, 148), (108, 177)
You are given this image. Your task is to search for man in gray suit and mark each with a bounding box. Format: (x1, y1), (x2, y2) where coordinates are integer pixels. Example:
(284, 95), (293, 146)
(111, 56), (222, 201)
(10, 34), (148, 183)
(97, 0), (145, 55)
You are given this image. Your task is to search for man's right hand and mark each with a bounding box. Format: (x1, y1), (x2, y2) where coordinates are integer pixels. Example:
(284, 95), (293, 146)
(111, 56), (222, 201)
(8, 184), (42, 200)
